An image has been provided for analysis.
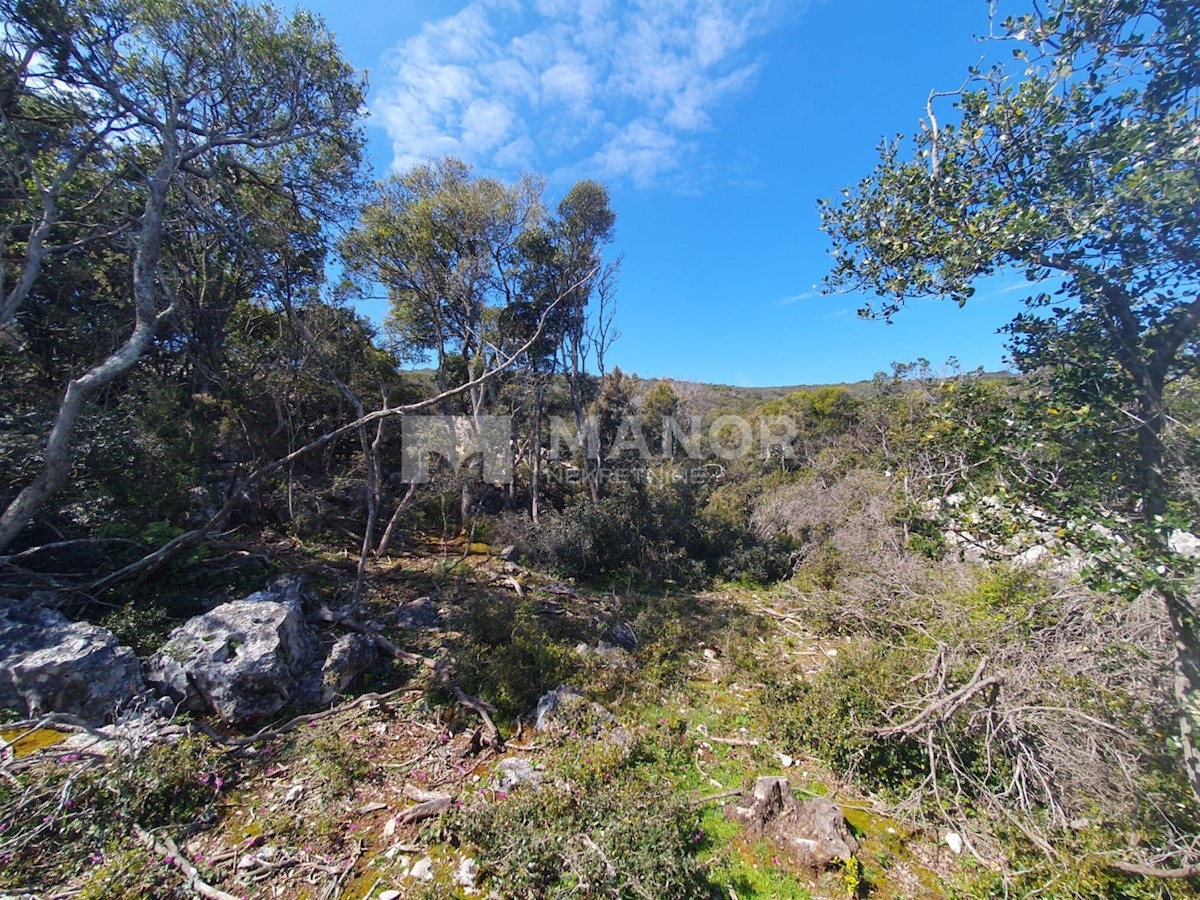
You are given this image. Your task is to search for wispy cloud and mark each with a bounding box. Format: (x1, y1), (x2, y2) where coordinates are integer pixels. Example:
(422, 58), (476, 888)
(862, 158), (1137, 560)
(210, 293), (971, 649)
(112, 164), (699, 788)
(371, 0), (777, 187)
(775, 289), (819, 307)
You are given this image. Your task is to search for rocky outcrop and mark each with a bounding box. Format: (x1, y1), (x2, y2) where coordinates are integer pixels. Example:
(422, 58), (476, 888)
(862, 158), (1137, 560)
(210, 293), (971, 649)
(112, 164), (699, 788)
(321, 632), (377, 702)
(533, 685), (634, 752)
(727, 776), (858, 871)
(146, 579), (316, 723)
(534, 685), (614, 733)
(0, 600), (143, 723)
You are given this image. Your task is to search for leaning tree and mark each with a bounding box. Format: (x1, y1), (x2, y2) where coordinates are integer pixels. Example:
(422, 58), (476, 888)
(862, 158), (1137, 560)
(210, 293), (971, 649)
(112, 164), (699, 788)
(820, 0), (1200, 801)
(0, 0), (365, 553)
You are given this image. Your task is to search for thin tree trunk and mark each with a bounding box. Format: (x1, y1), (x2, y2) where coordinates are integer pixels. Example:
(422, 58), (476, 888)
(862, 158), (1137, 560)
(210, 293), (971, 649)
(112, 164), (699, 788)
(0, 136), (177, 554)
(531, 380), (543, 523)
(1163, 584), (1200, 803)
(1136, 385), (1169, 523)
(376, 481), (418, 556)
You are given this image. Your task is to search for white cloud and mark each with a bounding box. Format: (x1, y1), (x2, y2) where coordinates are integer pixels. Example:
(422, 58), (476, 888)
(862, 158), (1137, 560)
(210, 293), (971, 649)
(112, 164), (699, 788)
(589, 119), (680, 187)
(540, 55), (594, 109)
(775, 289), (819, 307)
(370, 0), (776, 187)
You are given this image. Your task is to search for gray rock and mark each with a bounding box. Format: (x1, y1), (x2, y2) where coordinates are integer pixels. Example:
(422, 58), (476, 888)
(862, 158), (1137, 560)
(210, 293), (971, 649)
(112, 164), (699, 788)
(534, 685), (586, 731)
(534, 685), (620, 740)
(1170, 530), (1200, 559)
(609, 621), (638, 650)
(574, 641), (632, 669)
(146, 583), (316, 723)
(321, 633), (377, 702)
(493, 757), (544, 791)
(499, 545), (519, 562)
(391, 597), (440, 631)
(727, 777), (858, 871)
(0, 600), (143, 723)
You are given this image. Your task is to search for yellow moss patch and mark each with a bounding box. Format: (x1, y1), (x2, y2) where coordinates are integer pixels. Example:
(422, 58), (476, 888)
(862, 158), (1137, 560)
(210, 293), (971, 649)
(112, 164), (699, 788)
(0, 726), (71, 758)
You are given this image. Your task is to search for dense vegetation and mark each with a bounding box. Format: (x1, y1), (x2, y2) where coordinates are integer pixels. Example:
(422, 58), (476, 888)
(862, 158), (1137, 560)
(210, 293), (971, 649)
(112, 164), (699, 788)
(1, 0), (1198, 896)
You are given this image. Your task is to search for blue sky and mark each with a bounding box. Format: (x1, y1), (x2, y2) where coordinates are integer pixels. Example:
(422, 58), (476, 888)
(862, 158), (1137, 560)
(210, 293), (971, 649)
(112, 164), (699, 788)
(293, 0), (1034, 387)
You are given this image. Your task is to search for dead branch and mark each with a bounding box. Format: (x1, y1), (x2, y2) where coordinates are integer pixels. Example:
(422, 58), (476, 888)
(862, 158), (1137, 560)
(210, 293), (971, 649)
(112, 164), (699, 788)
(875, 656), (1003, 738)
(707, 736), (761, 747)
(202, 685), (412, 751)
(1112, 859), (1200, 879)
(396, 785), (452, 825)
(133, 823), (240, 900)
(310, 605), (437, 669)
(313, 605), (501, 748)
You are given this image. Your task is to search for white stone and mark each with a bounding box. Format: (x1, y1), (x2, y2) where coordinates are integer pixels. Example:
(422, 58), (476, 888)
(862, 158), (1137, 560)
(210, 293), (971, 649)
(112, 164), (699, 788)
(454, 857), (479, 890)
(409, 856), (434, 882)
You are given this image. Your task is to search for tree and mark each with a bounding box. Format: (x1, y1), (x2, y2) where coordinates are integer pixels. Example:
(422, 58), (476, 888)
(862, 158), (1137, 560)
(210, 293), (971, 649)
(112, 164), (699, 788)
(512, 180), (620, 505)
(0, 0), (364, 553)
(343, 159), (543, 415)
(341, 159), (545, 529)
(820, 0), (1200, 802)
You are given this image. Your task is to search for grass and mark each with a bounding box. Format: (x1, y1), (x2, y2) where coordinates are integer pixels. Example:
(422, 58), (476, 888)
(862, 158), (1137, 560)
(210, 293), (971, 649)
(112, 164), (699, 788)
(4, 543), (1187, 898)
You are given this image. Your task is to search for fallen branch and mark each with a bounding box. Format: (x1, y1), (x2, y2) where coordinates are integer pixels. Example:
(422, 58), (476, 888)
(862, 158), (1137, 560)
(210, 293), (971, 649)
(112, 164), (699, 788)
(316, 605), (502, 748)
(875, 656), (1003, 739)
(444, 677), (503, 750)
(311, 606), (437, 669)
(708, 736), (761, 747)
(203, 685), (412, 751)
(133, 823), (239, 900)
(689, 788), (745, 807)
(396, 786), (451, 825)
(1112, 859), (1200, 879)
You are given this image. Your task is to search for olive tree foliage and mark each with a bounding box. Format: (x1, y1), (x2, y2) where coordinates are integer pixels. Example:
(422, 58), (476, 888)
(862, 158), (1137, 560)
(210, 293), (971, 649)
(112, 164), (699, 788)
(514, 180), (620, 505)
(341, 159), (545, 417)
(341, 164), (621, 522)
(820, 0), (1200, 803)
(0, 0), (365, 553)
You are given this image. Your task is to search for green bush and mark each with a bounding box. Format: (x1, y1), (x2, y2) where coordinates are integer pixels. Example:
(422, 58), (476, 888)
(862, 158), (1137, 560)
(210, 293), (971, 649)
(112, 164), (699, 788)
(768, 644), (928, 793)
(454, 778), (712, 898)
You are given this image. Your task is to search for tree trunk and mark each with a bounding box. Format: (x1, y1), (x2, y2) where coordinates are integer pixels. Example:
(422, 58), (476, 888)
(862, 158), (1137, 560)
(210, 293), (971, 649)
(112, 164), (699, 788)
(1163, 584), (1200, 803)
(0, 138), (176, 554)
(376, 481), (417, 556)
(1133, 371), (1200, 802)
(1135, 384), (1169, 523)
(531, 380), (543, 523)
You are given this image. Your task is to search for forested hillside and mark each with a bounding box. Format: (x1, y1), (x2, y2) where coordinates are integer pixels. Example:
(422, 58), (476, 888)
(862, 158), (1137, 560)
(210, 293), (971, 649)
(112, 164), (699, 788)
(1, 0), (1198, 897)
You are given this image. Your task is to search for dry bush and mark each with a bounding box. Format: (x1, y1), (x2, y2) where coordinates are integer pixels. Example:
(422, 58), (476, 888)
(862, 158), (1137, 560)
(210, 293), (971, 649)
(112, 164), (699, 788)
(773, 553), (1186, 866)
(756, 468), (1191, 869)
(752, 468), (905, 561)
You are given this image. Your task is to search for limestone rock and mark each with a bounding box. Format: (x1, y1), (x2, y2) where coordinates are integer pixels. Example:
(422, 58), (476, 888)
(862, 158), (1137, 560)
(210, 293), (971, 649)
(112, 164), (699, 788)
(608, 621), (638, 650)
(574, 640), (632, 669)
(534, 685), (616, 734)
(726, 777), (858, 871)
(390, 597), (441, 631)
(146, 580), (316, 723)
(0, 600), (143, 723)
(1170, 530), (1200, 559)
(321, 632), (377, 702)
(493, 757), (544, 792)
